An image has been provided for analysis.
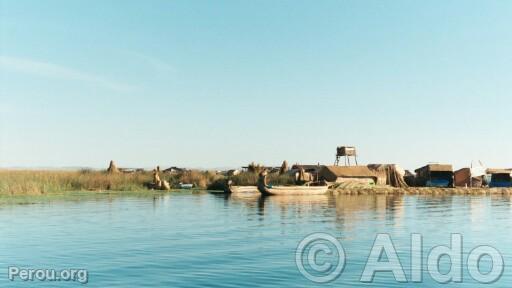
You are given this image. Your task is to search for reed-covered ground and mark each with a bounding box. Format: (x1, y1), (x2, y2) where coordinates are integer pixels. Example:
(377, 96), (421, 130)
(331, 183), (512, 195)
(0, 168), (297, 196)
(0, 170), (151, 195)
(0, 170), (226, 195)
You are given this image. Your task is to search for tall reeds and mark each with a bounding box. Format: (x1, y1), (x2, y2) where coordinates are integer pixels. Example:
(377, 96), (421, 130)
(0, 170), (152, 195)
(0, 169), (231, 195)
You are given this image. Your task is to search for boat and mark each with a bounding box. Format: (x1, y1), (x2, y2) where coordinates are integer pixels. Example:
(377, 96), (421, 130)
(224, 180), (258, 194)
(179, 183), (194, 189)
(227, 186), (259, 194)
(257, 171), (329, 196)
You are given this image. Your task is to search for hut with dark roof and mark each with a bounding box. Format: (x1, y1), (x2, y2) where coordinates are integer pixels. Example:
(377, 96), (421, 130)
(486, 169), (512, 188)
(414, 164), (454, 187)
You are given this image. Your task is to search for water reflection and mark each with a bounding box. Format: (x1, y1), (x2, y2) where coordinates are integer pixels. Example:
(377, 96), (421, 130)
(216, 192), (410, 231)
(2, 191), (512, 287)
(216, 192), (512, 235)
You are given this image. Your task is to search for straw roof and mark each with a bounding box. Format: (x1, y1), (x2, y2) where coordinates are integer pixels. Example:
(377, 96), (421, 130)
(367, 164), (406, 177)
(320, 166), (380, 178)
(107, 160), (119, 173)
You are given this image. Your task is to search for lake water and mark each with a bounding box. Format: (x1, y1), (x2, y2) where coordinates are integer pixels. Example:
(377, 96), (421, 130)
(0, 192), (511, 287)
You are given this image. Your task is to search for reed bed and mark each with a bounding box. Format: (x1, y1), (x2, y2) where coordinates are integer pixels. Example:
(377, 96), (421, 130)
(3, 169), (510, 197)
(177, 170), (225, 190)
(0, 170), (154, 195)
(0, 169), (231, 195)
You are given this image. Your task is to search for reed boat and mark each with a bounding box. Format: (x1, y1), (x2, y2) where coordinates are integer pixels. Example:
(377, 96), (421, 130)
(179, 183), (194, 189)
(226, 185), (259, 194)
(224, 180), (259, 194)
(258, 185), (329, 196)
(257, 171), (329, 196)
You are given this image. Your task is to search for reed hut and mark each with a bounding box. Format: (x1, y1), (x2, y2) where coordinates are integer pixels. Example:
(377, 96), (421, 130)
(289, 164), (324, 183)
(319, 166), (386, 185)
(163, 167), (187, 174)
(367, 164), (408, 188)
(414, 164), (454, 187)
(107, 160), (119, 173)
(290, 164), (324, 174)
(279, 161), (289, 175)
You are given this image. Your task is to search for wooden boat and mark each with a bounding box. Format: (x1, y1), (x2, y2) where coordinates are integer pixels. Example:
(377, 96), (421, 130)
(257, 171), (329, 196)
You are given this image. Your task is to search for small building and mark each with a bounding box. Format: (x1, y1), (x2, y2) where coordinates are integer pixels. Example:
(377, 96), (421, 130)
(414, 164), (454, 187)
(367, 164), (408, 188)
(335, 146), (358, 166)
(337, 146), (356, 156)
(287, 164), (324, 183)
(454, 166), (486, 187)
(163, 167), (187, 174)
(319, 166), (386, 185)
(290, 164), (324, 174)
(486, 169), (512, 188)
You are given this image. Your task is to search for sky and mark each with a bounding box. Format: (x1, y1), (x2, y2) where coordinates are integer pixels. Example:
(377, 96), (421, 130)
(0, 0), (511, 170)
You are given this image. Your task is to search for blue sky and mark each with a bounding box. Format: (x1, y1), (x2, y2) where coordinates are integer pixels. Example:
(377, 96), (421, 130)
(0, 0), (511, 170)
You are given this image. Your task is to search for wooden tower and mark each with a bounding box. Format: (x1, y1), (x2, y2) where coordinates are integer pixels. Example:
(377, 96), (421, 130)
(335, 146), (358, 166)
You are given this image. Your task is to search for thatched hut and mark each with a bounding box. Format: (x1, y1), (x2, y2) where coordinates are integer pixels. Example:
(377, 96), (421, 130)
(163, 167), (187, 174)
(288, 164), (324, 183)
(319, 166), (386, 185)
(107, 160), (119, 173)
(279, 161), (289, 175)
(367, 164), (408, 188)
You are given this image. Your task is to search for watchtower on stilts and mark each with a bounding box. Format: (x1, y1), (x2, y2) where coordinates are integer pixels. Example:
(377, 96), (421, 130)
(334, 146), (358, 166)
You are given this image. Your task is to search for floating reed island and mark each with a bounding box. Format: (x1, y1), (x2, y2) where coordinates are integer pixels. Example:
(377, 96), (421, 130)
(0, 162), (223, 196)
(227, 146), (512, 196)
(1, 144), (511, 197)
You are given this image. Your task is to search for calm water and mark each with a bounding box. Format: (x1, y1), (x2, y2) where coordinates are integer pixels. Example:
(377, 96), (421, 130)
(0, 192), (511, 287)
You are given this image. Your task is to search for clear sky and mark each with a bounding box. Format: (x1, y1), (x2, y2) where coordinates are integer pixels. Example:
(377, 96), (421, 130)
(0, 0), (511, 170)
